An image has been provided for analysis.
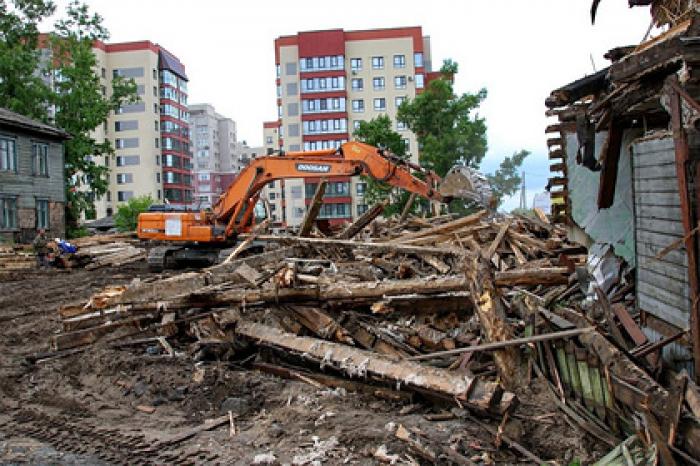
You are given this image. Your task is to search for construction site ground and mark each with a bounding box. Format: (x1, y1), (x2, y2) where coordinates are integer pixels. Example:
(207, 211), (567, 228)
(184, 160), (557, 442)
(0, 263), (604, 465)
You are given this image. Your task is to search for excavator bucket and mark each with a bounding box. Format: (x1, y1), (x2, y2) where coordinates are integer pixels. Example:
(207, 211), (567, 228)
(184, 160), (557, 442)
(439, 165), (494, 208)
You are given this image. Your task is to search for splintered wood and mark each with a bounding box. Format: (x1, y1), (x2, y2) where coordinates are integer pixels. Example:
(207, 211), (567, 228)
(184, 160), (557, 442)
(49, 211), (582, 428)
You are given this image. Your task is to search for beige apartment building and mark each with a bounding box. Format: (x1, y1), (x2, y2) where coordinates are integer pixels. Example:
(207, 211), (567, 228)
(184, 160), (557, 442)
(268, 26), (434, 229)
(87, 41), (192, 218)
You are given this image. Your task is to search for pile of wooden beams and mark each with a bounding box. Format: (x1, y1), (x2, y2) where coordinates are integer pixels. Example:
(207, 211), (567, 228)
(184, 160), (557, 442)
(57, 233), (145, 269)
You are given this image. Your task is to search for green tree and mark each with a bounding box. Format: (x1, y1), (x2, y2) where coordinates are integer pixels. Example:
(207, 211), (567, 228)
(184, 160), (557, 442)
(397, 60), (488, 177)
(48, 1), (138, 230)
(353, 115), (415, 216)
(487, 150), (530, 208)
(0, 0), (55, 119)
(114, 195), (153, 232)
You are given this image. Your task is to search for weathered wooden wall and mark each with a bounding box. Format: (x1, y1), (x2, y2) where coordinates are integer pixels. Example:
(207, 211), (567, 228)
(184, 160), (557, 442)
(632, 135), (694, 374)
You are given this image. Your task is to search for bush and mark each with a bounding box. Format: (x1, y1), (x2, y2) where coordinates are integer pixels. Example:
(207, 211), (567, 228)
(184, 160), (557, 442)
(114, 195), (154, 232)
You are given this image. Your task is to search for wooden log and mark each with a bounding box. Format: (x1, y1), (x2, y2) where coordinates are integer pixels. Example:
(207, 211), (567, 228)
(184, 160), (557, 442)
(482, 221), (510, 260)
(248, 235), (459, 257)
(234, 320), (513, 413)
(299, 180), (327, 237)
(399, 193), (418, 223)
(337, 200), (387, 239)
(494, 267), (569, 286)
(386, 210), (487, 242)
(185, 275), (471, 309)
(464, 252), (522, 390)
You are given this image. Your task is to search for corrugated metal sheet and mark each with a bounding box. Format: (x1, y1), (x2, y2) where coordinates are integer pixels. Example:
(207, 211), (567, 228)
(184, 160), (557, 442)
(632, 136), (691, 330)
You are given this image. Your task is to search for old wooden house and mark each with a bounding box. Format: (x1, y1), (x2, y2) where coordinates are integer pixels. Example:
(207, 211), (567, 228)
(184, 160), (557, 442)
(0, 108), (69, 243)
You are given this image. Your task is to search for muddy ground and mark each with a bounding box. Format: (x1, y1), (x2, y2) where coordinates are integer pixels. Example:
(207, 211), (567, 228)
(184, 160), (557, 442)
(0, 264), (606, 465)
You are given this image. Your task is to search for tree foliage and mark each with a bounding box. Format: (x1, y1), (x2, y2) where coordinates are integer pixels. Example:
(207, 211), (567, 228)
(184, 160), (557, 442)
(48, 1), (138, 227)
(114, 195), (153, 232)
(0, 0), (56, 119)
(486, 150), (530, 208)
(352, 115), (415, 216)
(397, 60), (488, 177)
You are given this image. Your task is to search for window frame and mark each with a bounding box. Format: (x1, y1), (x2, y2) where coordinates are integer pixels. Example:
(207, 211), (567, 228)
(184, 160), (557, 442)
(373, 98), (386, 111)
(0, 196), (18, 230)
(32, 141), (49, 176)
(0, 137), (18, 173)
(371, 56), (384, 70)
(393, 54), (406, 68)
(35, 198), (49, 229)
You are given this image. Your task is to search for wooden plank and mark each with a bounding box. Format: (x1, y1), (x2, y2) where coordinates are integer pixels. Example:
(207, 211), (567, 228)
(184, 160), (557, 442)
(638, 255), (689, 281)
(635, 191), (681, 207)
(609, 34), (684, 82)
(637, 242), (688, 267)
(635, 205), (683, 222)
(548, 149), (564, 160)
(634, 177), (684, 192)
(635, 217), (686, 236)
(250, 235), (460, 256)
(639, 293), (690, 329)
(598, 119), (624, 209)
(634, 163), (680, 179)
(639, 267), (690, 298)
(637, 228), (684, 245)
(638, 281), (691, 311)
(299, 180), (327, 237)
(337, 200), (386, 239)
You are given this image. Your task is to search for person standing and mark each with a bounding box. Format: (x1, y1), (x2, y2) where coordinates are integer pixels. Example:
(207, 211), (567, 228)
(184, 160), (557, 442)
(32, 229), (49, 267)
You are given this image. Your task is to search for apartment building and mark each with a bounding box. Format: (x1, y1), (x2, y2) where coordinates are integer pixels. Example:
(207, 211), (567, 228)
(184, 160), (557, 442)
(88, 41), (192, 218)
(189, 103), (266, 208)
(272, 27), (433, 228)
(189, 103), (235, 207)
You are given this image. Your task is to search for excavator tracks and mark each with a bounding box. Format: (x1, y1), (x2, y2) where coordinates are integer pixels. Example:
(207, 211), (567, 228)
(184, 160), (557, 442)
(0, 408), (222, 465)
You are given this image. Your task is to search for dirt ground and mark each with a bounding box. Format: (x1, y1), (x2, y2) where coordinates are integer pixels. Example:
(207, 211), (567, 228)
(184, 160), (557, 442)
(0, 264), (607, 465)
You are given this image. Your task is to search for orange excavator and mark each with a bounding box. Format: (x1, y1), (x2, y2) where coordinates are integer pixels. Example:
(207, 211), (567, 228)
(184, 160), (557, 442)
(137, 141), (490, 270)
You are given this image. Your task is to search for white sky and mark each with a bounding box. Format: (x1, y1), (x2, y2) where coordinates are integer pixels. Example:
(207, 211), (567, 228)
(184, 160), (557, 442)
(49, 0), (653, 209)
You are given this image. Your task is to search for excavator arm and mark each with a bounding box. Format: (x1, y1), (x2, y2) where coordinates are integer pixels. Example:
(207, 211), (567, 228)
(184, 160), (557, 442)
(211, 141), (445, 239)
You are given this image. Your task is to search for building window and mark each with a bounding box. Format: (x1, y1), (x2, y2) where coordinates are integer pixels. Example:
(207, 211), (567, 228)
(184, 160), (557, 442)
(113, 67), (144, 78)
(351, 58), (362, 70)
(115, 120), (138, 131)
(372, 77), (385, 90)
(0, 138), (17, 172)
(403, 138), (410, 150)
(0, 197), (17, 229)
(115, 138), (139, 149)
(117, 191), (134, 202)
(116, 173), (133, 184)
(357, 204), (368, 215)
(393, 54), (406, 68)
(373, 98), (386, 111)
(372, 56), (384, 69)
(156, 172), (161, 183)
(101, 67), (106, 78)
(36, 199), (49, 229)
(155, 138), (160, 148)
(276, 64), (280, 77)
(397, 121), (407, 131)
(414, 52), (424, 67)
(318, 203), (350, 219)
(352, 99), (364, 113)
(394, 75), (407, 89)
(266, 136), (273, 144)
(353, 120), (362, 130)
(154, 103), (158, 114)
(299, 55), (344, 72)
(395, 96), (406, 107)
(415, 74), (425, 89)
(351, 78), (363, 91)
(117, 102), (146, 114)
(356, 182), (367, 195)
(32, 142), (49, 176)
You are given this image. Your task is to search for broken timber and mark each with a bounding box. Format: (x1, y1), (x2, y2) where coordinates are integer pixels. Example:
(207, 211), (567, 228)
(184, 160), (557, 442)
(235, 320), (513, 414)
(298, 180), (327, 237)
(248, 235), (461, 256)
(337, 200), (387, 239)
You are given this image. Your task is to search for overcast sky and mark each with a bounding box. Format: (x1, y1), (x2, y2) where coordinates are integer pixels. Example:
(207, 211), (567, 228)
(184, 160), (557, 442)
(49, 0), (653, 209)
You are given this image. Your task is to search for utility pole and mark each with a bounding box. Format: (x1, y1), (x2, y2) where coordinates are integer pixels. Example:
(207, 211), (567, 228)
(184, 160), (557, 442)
(519, 171), (527, 210)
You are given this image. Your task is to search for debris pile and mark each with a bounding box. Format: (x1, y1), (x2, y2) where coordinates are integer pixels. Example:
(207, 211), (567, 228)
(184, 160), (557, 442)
(55, 232), (145, 269)
(25, 206), (698, 462)
(0, 245), (35, 271)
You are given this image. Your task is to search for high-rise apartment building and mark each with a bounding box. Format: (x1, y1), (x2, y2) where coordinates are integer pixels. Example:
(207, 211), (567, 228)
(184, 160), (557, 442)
(86, 41), (191, 218)
(190, 103), (265, 208)
(272, 27), (433, 228)
(189, 103), (236, 207)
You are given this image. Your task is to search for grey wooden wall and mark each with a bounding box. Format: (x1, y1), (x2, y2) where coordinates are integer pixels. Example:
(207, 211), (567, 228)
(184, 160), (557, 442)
(632, 136), (690, 330)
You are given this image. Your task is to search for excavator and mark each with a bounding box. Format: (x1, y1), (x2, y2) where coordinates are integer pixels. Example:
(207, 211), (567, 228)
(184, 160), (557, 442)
(137, 141), (491, 271)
